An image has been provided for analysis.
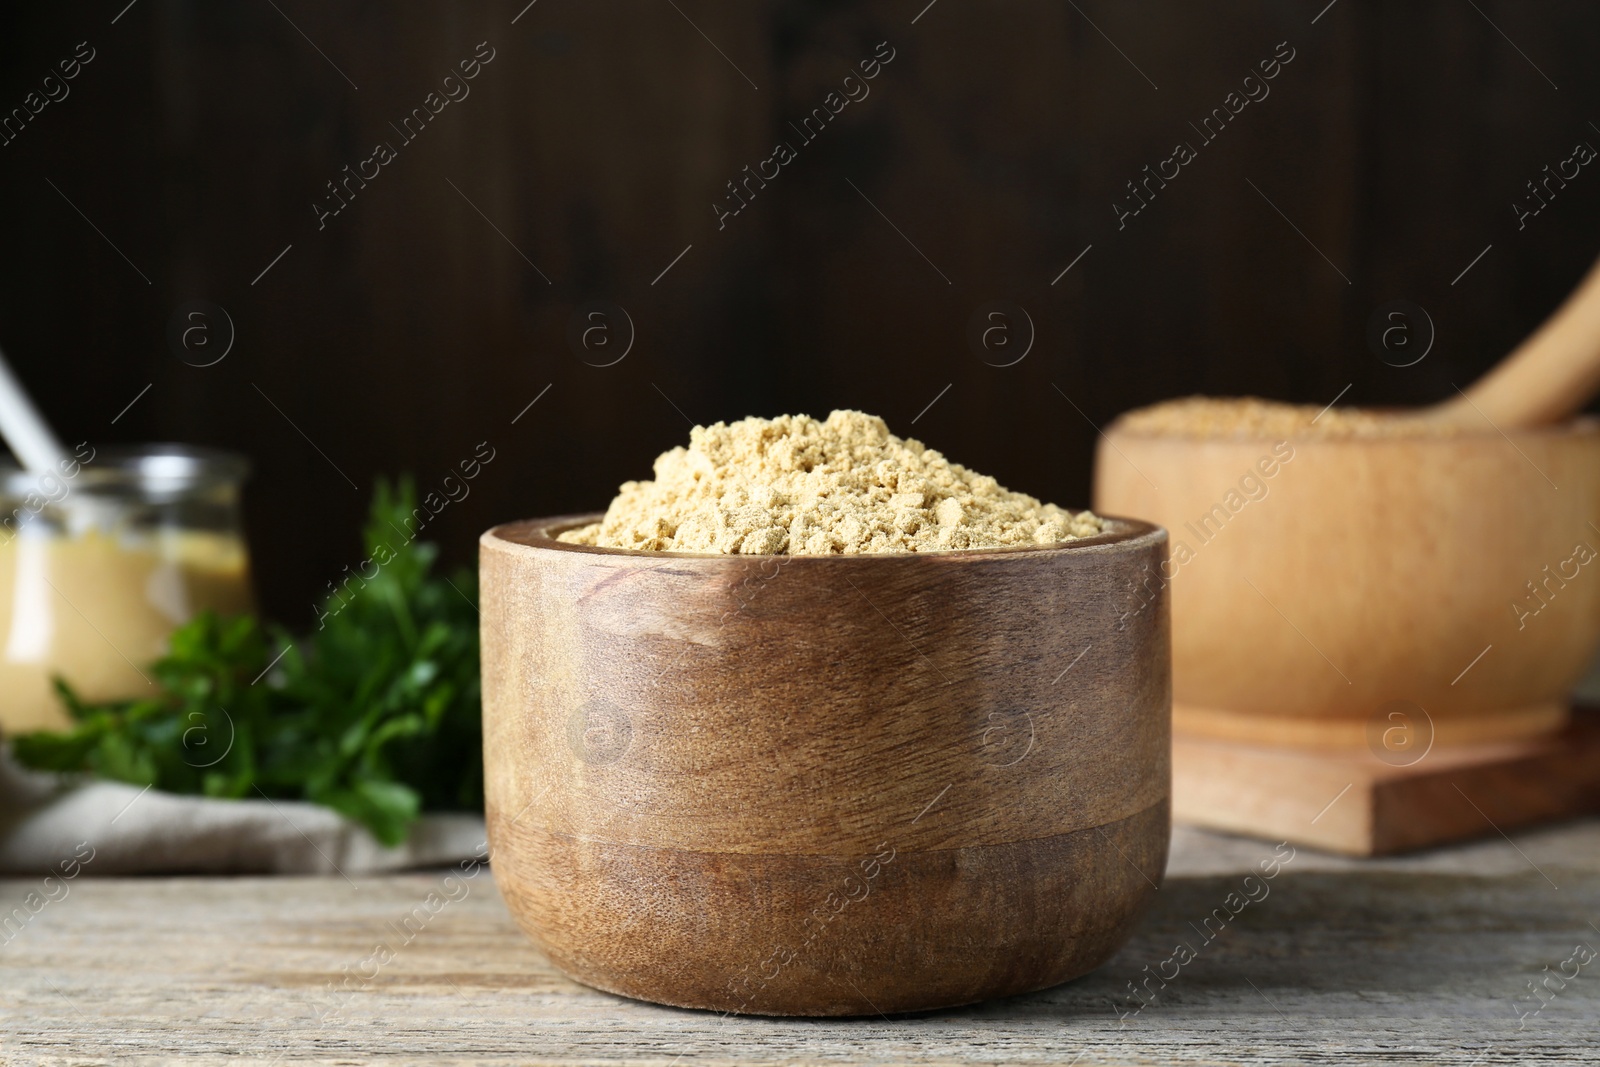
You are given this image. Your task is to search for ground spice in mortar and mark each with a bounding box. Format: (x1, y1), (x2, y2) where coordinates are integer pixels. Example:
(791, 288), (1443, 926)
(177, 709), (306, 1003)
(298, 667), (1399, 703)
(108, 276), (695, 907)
(560, 410), (1105, 554)
(1114, 396), (1467, 438)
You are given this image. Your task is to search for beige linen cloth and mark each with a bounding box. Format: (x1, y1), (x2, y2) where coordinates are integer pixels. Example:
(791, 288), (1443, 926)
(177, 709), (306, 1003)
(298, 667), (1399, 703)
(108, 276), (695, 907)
(0, 749), (486, 875)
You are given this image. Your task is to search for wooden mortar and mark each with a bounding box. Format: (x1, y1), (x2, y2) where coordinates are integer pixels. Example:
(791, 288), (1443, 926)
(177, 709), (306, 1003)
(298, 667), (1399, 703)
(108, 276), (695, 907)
(1094, 421), (1600, 748)
(480, 515), (1170, 1016)
(1095, 255), (1600, 752)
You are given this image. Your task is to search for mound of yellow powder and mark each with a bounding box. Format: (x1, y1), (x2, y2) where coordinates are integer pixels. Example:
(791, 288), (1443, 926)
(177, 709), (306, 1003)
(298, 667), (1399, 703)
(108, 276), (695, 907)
(1114, 395), (1466, 438)
(559, 410), (1105, 554)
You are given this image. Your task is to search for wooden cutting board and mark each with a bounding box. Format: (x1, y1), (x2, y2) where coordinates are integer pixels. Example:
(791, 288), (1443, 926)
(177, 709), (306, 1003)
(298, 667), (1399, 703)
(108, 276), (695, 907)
(1174, 707), (1600, 855)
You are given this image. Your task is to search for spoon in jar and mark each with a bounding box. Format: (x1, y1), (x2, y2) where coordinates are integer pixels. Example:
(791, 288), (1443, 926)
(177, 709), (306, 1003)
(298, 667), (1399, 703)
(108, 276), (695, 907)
(0, 346), (68, 474)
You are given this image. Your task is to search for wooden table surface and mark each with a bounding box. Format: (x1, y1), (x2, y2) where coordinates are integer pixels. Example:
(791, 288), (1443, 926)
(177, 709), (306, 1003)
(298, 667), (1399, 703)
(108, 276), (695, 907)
(5, 820), (1598, 1066)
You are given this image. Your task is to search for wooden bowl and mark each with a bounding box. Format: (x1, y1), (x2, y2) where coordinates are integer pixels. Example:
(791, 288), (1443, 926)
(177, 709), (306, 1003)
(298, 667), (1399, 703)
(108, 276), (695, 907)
(1093, 418), (1600, 748)
(479, 515), (1170, 1016)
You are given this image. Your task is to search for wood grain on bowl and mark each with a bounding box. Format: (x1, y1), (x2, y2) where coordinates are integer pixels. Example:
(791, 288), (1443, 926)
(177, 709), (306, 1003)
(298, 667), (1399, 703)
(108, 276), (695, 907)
(480, 516), (1171, 1016)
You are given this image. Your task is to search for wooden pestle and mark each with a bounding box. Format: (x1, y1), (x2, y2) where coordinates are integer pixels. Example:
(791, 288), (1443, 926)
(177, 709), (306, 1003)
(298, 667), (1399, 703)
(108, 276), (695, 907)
(1432, 254), (1600, 428)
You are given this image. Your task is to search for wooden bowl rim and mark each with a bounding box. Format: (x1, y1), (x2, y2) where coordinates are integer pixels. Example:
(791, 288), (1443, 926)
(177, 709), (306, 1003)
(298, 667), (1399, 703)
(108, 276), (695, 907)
(482, 513), (1165, 562)
(1104, 411), (1600, 444)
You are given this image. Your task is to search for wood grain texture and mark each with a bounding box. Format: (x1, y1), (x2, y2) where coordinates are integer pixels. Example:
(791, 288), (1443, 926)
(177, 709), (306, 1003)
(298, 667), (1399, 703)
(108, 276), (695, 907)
(1175, 710), (1600, 855)
(5, 821), (1600, 1065)
(495, 807), (1166, 1016)
(479, 516), (1170, 1015)
(1094, 420), (1600, 748)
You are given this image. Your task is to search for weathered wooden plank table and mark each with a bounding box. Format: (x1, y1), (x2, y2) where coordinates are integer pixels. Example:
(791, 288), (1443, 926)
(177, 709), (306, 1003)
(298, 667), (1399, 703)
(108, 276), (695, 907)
(4, 820), (1597, 1065)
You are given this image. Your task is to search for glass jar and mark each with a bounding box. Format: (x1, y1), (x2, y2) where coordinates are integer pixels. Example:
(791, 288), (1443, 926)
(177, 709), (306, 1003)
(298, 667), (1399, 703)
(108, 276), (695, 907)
(0, 444), (253, 734)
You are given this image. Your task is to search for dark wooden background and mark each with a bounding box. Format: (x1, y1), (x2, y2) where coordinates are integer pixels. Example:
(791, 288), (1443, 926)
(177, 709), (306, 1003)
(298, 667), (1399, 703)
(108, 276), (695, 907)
(2, 0), (1598, 621)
